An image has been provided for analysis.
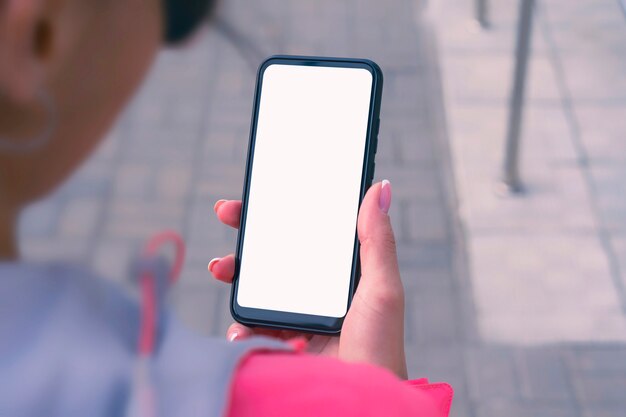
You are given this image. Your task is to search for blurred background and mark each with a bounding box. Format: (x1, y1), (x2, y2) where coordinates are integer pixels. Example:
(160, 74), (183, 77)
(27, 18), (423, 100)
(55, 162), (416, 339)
(18, 0), (626, 415)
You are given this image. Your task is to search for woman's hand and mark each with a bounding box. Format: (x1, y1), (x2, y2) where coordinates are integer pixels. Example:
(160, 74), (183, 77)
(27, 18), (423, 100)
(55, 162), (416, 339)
(208, 181), (407, 379)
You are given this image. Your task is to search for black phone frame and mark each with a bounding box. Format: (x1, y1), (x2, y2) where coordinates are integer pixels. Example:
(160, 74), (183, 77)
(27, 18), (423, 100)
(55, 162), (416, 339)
(230, 55), (383, 334)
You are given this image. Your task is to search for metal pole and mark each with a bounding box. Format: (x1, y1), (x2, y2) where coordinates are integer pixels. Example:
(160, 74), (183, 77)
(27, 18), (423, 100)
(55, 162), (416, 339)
(475, 0), (490, 29)
(502, 0), (535, 194)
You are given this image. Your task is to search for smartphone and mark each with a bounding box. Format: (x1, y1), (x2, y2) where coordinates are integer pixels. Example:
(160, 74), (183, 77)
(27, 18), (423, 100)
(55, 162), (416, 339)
(231, 55), (383, 334)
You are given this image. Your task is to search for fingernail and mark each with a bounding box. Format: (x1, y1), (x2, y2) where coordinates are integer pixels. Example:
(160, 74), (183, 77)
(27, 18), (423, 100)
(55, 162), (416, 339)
(213, 199), (227, 212)
(228, 332), (238, 342)
(208, 257), (221, 273)
(379, 180), (391, 214)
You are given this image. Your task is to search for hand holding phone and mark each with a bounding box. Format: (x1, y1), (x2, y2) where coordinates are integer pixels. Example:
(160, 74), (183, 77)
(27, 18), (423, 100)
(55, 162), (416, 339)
(209, 182), (408, 379)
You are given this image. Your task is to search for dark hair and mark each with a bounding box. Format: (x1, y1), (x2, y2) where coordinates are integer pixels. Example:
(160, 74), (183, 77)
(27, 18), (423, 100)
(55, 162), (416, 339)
(161, 0), (219, 44)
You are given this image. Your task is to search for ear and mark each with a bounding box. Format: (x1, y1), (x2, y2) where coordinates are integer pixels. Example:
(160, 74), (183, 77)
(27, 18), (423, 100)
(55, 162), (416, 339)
(0, 0), (58, 103)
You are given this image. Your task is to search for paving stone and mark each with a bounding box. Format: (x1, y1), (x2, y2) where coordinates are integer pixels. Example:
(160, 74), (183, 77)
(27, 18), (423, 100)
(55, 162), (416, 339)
(19, 200), (63, 238)
(449, 105), (579, 164)
(105, 201), (185, 239)
(590, 165), (626, 234)
(609, 237), (626, 296)
(20, 238), (91, 263)
(57, 161), (113, 199)
(565, 345), (626, 373)
(59, 198), (102, 239)
(376, 164), (443, 202)
(444, 54), (561, 104)
(91, 239), (137, 284)
(470, 235), (626, 344)
(474, 401), (579, 417)
(431, 0), (551, 56)
(572, 373), (626, 405)
(581, 406), (626, 417)
(576, 106), (626, 163)
(397, 241), (453, 271)
(403, 201), (450, 243)
(170, 280), (223, 335)
(409, 287), (461, 346)
(515, 348), (574, 401)
(466, 348), (521, 400)
(113, 163), (154, 199)
(400, 265), (454, 292)
(406, 345), (465, 373)
(156, 165), (192, 201)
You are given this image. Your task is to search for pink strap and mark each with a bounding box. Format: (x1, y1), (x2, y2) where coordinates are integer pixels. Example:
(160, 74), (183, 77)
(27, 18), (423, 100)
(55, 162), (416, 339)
(137, 231), (186, 356)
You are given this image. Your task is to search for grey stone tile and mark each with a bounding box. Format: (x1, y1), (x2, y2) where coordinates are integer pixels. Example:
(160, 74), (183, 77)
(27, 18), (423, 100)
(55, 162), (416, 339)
(406, 346), (465, 373)
(469, 235), (626, 344)
(458, 162), (597, 235)
(57, 161), (113, 199)
(400, 266), (454, 291)
(573, 373), (626, 405)
(466, 348), (521, 400)
(575, 107), (626, 163)
(408, 287), (461, 345)
(171, 281), (223, 335)
(155, 165), (192, 202)
(565, 345), (626, 373)
(20, 238), (91, 263)
(610, 237), (626, 296)
(474, 401), (579, 417)
(19, 200), (63, 238)
(515, 348), (574, 401)
(444, 54), (561, 104)
(91, 239), (137, 284)
(403, 201), (450, 243)
(449, 105), (579, 164)
(581, 406), (626, 417)
(105, 201), (185, 239)
(396, 241), (453, 271)
(376, 163), (443, 202)
(559, 54), (626, 102)
(543, 1), (626, 102)
(59, 198), (102, 239)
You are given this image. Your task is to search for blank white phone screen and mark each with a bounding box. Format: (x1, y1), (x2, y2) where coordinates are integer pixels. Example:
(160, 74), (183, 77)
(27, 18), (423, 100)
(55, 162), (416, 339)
(237, 64), (373, 318)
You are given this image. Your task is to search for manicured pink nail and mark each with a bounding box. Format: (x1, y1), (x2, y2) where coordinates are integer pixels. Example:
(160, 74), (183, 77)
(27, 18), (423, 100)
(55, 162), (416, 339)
(379, 180), (391, 214)
(208, 257), (221, 273)
(228, 332), (238, 342)
(213, 199), (227, 212)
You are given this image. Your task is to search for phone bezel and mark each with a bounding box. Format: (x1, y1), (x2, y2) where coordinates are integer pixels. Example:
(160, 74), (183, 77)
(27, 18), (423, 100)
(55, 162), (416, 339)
(230, 55), (383, 334)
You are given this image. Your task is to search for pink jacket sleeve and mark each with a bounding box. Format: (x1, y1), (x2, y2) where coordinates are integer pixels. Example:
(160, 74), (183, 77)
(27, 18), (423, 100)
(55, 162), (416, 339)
(226, 352), (453, 417)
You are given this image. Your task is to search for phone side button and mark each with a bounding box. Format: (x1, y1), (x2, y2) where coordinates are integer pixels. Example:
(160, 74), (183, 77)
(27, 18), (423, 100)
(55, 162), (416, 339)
(372, 118), (380, 154)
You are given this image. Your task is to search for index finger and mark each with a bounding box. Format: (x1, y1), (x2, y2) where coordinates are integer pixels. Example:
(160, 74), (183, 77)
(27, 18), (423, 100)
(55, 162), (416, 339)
(214, 200), (242, 228)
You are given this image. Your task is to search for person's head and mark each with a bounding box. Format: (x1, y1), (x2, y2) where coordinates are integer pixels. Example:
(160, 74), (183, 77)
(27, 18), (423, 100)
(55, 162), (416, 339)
(0, 0), (216, 256)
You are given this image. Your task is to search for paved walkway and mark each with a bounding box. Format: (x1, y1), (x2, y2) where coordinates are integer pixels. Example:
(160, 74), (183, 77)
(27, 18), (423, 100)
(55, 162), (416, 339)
(433, 0), (626, 415)
(435, 0), (626, 345)
(18, 0), (626, 416)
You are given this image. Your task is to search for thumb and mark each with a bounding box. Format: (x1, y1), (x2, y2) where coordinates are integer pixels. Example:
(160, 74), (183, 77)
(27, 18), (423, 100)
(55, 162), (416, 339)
(345, 180), (407, 378)
(357, 180), (401, 292)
